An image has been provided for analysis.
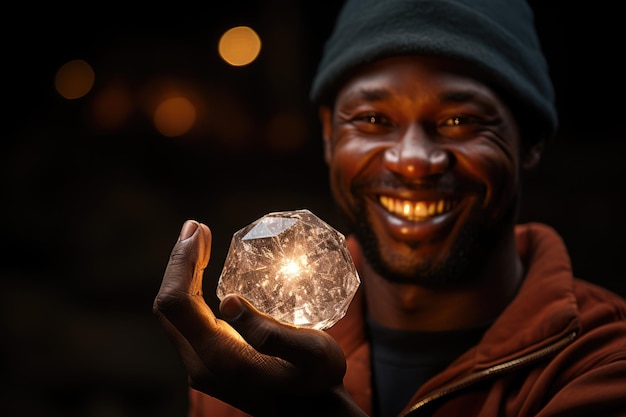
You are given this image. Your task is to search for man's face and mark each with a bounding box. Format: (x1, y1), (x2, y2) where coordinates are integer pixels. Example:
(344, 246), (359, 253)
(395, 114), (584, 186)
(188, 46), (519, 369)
(320, 56), (524, 286)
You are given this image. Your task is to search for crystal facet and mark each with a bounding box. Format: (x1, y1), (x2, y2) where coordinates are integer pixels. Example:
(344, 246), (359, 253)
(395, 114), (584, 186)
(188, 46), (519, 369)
(216, 209), (360, 330)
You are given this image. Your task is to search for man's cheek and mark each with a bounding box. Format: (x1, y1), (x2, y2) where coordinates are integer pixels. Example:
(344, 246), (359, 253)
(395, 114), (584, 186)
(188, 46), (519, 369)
(484, 161), (519, 219)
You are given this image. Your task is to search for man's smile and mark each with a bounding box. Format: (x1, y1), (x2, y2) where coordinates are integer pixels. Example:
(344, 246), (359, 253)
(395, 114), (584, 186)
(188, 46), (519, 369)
(378, 195), (459, 222)
(367, 191), (470, 243)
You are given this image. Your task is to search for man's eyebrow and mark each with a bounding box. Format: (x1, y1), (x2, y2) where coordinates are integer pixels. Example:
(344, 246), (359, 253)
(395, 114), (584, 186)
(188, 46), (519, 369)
(353, 87), (391, 102)
(439, 91), (478, 103)
(354, 88), (492, 103)
(438, 90), (499, 112)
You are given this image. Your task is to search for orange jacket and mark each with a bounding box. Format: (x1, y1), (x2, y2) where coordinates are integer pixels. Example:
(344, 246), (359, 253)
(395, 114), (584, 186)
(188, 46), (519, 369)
(188, 223), (626, 416)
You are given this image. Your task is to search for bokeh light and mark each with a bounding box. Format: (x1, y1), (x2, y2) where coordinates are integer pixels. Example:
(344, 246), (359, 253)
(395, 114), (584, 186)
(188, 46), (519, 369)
(90, 83), (134, 131)
(218, 26), (262, 66)
(153, 96), (197, 137)
(55, 59), (95, 99)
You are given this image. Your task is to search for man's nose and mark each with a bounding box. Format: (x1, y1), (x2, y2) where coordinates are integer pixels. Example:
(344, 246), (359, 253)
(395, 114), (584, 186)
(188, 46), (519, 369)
(383, 124), (449, 178)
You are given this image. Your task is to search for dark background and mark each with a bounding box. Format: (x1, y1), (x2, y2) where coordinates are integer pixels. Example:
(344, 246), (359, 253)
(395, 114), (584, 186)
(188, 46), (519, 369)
(2, 2), (624, 417)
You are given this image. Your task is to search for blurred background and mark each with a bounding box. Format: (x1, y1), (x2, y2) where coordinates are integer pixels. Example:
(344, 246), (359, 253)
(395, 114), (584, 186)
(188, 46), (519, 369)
(1, 1), (624, 416)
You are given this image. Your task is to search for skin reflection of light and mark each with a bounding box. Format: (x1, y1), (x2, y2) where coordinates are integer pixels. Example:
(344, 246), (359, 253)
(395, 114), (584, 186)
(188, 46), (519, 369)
(55, 59), (95, 99)
(218, 26), (262, 66)
(153, 96), (197, 137)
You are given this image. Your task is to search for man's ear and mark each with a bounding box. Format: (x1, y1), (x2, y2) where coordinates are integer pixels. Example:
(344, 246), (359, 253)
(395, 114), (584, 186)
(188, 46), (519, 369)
(522, 140), (545, 171)
(319, 106), (333, 165)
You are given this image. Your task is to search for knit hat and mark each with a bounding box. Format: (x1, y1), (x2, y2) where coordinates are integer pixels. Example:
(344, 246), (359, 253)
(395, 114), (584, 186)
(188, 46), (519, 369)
(310, 0), (558, 137)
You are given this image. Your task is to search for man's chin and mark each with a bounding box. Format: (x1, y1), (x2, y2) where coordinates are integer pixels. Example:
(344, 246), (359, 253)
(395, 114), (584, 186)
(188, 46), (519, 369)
(355, 217), (484, 288)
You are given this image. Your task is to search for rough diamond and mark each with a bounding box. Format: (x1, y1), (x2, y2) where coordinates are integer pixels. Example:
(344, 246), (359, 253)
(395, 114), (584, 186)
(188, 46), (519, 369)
(216, 209), (360, 330)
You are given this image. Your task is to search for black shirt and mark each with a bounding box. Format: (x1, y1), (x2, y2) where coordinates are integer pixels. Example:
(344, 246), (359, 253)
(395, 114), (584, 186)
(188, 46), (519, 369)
(367, 316), (491, 417)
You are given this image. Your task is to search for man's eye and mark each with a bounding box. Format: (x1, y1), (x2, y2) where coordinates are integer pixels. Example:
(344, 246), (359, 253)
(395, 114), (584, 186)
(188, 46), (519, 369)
(356, 114), (391, 126)
(441, 115), (483, 127)
(443, 116), (466, 126)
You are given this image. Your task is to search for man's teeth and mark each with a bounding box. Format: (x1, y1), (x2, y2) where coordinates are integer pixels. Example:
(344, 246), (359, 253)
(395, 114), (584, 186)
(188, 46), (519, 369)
(379, 195), (456, 220)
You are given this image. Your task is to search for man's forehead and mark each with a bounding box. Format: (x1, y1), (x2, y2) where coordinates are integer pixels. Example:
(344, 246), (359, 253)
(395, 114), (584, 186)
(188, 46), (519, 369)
(335, 56), (499, 104)
(310, 0), (557, 137)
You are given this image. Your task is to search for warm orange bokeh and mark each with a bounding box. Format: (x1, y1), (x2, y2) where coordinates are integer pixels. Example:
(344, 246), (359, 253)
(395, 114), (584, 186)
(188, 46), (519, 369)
(218, 26), (262, 66)
(153, 96), (197, 137)
(55, 59), (95, 99)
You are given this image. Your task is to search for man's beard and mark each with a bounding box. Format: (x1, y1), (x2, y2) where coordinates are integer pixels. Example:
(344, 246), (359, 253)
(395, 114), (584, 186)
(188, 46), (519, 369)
(343, 196), (518, 288)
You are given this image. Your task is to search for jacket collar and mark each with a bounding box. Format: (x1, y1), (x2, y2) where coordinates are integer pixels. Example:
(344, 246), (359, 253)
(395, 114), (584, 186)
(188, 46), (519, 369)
(472, 222), (580, 368)
(327, 223), (581, 395)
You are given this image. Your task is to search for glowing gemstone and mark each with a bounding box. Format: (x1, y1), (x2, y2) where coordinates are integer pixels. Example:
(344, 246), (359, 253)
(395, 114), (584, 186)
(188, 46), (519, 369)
(216, 209), (360, 330)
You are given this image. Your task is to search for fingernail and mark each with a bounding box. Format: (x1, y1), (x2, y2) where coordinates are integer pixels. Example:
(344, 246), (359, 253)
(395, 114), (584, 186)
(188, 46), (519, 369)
(220, 295), (244, 321)
(179, 220), (198, 241)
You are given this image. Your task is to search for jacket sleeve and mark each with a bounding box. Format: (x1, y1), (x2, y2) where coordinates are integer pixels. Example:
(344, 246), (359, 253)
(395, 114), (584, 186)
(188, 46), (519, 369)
(188, 388), (253, 417)
(536, 356), (626, 417)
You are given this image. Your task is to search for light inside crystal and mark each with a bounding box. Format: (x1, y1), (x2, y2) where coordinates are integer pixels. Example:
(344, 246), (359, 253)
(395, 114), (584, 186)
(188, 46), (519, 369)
(280, 259), (303, 278)
(216, 209), (360, 330)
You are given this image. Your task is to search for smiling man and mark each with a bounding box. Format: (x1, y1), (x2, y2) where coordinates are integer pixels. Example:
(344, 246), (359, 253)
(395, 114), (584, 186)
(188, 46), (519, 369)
(154, 0), (626, 416)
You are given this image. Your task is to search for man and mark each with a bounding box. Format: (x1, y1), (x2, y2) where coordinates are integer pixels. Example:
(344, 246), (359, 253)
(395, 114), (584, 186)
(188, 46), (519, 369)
(153, 0), (626, 416)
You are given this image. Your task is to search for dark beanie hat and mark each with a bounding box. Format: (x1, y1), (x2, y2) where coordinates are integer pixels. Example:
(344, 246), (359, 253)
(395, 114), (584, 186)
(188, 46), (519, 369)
(310, 0), (558, 137)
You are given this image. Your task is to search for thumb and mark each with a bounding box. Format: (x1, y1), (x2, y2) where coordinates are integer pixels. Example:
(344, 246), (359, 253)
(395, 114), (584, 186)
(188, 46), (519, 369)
(158, 220), (212, 299)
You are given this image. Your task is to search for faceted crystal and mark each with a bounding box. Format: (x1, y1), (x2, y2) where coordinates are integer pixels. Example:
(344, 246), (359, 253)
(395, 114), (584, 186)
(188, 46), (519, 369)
(216, 209), (360, 330)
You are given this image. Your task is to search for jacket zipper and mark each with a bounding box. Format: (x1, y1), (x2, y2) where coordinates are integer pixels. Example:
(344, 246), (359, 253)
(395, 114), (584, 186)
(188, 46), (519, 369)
(400, 331), (578, 416)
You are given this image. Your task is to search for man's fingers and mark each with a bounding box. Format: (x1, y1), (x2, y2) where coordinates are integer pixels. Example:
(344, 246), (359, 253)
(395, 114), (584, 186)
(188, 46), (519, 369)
(158, 220), (211, 297)
(220, 295), (346, 386)
(153, 220), (218, 340)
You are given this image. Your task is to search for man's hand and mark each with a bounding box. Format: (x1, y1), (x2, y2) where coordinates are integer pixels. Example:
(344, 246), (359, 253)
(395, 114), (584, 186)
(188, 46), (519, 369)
(153, 220), (367, 417)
